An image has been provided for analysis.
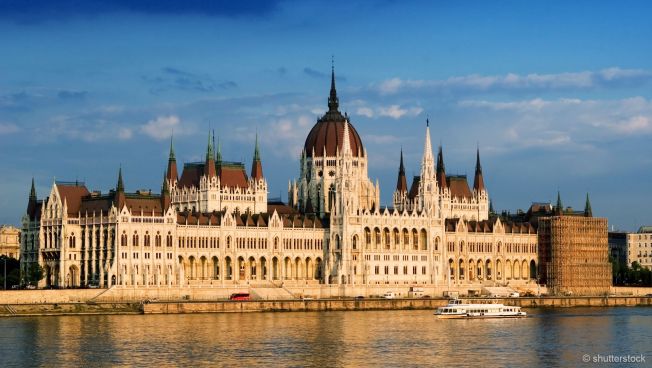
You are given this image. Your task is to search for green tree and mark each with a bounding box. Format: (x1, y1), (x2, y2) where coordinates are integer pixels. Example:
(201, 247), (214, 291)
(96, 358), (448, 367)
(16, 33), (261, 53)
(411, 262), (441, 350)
(25, 262), (44, 286)
(0, 256), (21, 289)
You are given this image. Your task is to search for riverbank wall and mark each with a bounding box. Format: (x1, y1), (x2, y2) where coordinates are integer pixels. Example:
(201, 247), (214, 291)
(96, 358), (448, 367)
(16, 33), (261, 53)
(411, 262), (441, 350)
(1, 296), (651, 317)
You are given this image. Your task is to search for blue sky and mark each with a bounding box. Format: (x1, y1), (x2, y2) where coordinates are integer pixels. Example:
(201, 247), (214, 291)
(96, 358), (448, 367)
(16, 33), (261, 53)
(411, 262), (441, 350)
(1, 0), (651, 230)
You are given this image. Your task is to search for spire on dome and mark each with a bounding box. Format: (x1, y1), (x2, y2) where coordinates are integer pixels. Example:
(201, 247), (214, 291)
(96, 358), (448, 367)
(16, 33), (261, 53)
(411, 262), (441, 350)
(436, 145), (447, 190)
(328, 58), (339, 113)
(584, 193), (593, 217)
(396, 148), (407, 193)
(473, 147), (485, 192)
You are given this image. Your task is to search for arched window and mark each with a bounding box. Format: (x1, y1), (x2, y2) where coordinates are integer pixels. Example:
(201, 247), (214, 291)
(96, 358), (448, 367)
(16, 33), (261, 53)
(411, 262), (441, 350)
(132, 232), (139, 247)
(144, 232), (151, 247)
(155, 232), (161, 247)
(352, 235), (358, 250)
(374, 228), (381, 248)
(365, 228), (371, 247)
(383, 228), (390, 249)
(69, 233), (76, 248)
(412, 229), (419, 250)
(166, 232), (172, 247)
(121, 232), (127, 247)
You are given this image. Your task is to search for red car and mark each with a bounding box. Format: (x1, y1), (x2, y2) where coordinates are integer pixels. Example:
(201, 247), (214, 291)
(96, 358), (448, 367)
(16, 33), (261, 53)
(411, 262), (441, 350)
(229, 293), (251, 301)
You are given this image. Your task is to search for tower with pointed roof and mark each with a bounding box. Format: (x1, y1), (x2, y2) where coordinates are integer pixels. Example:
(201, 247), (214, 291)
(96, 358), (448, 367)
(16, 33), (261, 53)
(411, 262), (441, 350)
(584, 193), (592, 217)
(166, 135), (178, 188)
(393, 149), (409, 211)
(416, 119), (439, 215)
(472, 147), (489, 221)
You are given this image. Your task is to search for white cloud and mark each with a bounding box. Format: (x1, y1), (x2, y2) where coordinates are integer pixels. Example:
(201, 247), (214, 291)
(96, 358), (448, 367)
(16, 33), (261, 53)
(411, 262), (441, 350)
(118, 127), (133, 140)
(373, 67), (652, 95)
(353, 104), (423, 119)
(612, 115), (650, 134)
(140, 115), (181, 140)
(0, 123), (19, 135)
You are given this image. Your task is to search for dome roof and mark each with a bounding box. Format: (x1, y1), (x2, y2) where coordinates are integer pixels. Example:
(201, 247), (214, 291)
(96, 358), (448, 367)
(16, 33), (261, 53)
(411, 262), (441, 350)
(303, 69), (364, 158)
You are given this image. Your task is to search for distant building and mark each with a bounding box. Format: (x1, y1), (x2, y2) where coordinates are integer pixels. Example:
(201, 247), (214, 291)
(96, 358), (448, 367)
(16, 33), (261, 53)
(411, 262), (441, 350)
(627, 226), (652, 270)
(538, 193), (611, 295)
(0, 225), (21, 259)
(608, 231), (628, 266)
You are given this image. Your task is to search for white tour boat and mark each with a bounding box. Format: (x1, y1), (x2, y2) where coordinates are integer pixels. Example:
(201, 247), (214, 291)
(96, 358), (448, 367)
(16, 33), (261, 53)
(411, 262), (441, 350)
(435, 298), (527, 319)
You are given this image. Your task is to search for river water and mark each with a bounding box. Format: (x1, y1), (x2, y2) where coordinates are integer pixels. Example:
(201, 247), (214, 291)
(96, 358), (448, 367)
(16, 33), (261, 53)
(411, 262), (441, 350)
(1, 307), (651, 367)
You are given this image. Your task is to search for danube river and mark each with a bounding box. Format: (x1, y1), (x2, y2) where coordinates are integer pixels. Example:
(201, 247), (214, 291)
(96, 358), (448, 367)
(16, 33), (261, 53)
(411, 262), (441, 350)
(1, 307), (651, 367)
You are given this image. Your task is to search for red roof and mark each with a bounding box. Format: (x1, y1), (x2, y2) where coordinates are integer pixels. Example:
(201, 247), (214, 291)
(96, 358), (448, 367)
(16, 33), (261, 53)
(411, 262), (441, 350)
(179, 162), (249, 189)
(56, 183), (90, 215)
(446, 176), (473, 199)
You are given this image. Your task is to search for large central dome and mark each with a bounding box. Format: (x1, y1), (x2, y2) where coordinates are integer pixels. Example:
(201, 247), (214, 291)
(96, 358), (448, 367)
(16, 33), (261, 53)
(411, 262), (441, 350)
(303, 69), (364, 157)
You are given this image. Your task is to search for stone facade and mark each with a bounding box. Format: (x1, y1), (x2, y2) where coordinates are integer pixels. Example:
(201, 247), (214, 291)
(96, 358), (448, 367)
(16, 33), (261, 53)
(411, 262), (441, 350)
(20, 70), (538, 291)
(627, 226), (652, 270)
(0, 225), (20, 259)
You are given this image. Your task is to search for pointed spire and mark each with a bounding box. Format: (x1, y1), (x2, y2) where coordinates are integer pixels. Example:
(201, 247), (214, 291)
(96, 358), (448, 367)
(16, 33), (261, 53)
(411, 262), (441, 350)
(166, 136), (179, 185)
(206, 130), (214, 162)
(115, 167), (126, 210)
(253, 132), (260, 161)
(473, 147), (485, 192)
(328, 59), (339, 113)
(436, 145), (447, 190)
(251, 132), (264, 181)
(117, 166), (124, 192)
(204, 131), (217, 178)
(423, 120), (433, 161)
(168, 134), (175, 161)
(30, 177), (36, 200)
(342, 119), (352, 154)
(396, 148), (407, 193)
(584, 193), (593, 217)
(555, 191), (563, 215)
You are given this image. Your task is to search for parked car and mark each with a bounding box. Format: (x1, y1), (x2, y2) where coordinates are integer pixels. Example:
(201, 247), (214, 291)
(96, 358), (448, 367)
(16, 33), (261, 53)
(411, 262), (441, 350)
(26, 284), (37, 290)
(509, 292), (520, 298)
(229, 293), (251, 301)
(383, 291), (397, 299)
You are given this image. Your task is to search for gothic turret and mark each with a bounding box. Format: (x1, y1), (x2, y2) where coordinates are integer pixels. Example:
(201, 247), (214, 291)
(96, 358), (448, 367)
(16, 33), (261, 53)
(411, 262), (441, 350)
(27, 178), (38, 219)
(436, 145), (447, 190)
(555, 191), (563, 216)
(396, 149), (407, 193)
(250, 133), (263, 181)
(584, 193), (593, 217)
(473, 147), (485, 192)
(114, 167), (126, 210)
(166, 135), (178, 186)
(204, 131), (217, 178)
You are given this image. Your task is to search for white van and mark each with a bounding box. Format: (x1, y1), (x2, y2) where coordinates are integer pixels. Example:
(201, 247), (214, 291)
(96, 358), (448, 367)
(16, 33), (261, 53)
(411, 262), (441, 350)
(383, 291), (397, 299)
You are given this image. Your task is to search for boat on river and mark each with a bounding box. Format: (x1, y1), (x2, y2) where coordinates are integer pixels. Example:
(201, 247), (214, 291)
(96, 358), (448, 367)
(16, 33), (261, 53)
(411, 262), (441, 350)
(435, 298), (527, 319)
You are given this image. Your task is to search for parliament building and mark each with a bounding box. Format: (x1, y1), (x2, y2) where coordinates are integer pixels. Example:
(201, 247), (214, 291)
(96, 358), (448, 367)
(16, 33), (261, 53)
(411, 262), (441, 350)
(21, 70), (554, 294)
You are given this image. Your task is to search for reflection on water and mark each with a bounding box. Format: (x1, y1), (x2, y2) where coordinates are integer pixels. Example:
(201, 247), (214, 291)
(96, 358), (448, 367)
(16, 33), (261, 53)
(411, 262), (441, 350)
(1, 308), (651, 367)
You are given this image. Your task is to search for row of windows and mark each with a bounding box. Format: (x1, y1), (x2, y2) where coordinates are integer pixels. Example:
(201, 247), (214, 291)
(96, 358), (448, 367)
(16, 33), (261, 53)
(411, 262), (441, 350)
(446, 241), (536, 254)
(364, 254), (428, 262)
(120, 252), (174, 260)
(121, 232), (173, 248)
(370, 265), (427, 275)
